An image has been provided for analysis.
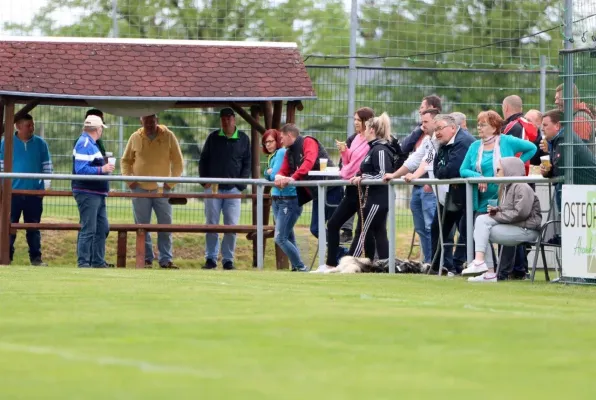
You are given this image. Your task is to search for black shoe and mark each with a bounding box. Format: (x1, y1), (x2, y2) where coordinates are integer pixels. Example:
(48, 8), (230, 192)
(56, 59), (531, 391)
(223, 261), (236, 270)
(340, 230), (353, 244)
(31, 258), (48, 267)
(145, 261), (153, 268)
(202, 259), (217, 270)
(160, 262), (179, 269)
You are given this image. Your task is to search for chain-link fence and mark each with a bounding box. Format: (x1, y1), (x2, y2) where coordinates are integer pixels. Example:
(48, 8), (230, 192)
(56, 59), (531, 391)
(1, 0), (590, 265)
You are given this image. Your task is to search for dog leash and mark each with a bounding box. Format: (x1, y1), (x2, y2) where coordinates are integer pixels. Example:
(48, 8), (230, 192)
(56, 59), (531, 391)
(356, 180), (369, 256)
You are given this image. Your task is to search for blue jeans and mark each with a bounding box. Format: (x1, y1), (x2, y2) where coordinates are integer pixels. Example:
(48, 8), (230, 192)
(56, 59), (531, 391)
(132, 188), (173, 265)
(272, 197), (305, 270)
(74, 192), (109, 267)
(10, 195), (43, 262)
(310, 186), (343, 238)
(410, 186), (436, 263)
(205, 187), (242, 263)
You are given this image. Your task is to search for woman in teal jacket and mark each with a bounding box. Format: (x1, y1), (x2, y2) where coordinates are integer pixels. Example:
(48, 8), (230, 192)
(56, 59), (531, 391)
(460, 110), (537, 212)
(262, 129), (306, 271)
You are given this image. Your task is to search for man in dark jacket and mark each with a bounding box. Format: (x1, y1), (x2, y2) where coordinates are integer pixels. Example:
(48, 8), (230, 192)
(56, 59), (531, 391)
(275, 123), (343, 239)
(430, 114), (476, 274)
(199, 108), (251, 270)
(541, 109), (596, 208)
(398, 95), (443, 154)
(500, 96), (542, 279)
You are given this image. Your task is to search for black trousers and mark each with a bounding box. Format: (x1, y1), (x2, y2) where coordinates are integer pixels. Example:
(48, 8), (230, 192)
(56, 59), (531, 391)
(431, 204), (466, 273)
(326, 186), (375, 266)
(348, 201), (389, 261)
(10, 195), (43, 262)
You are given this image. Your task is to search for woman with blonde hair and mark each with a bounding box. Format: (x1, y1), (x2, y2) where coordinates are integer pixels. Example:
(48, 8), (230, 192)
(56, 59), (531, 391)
(346, 113), (397, 263)
(311, 107), (376, 273)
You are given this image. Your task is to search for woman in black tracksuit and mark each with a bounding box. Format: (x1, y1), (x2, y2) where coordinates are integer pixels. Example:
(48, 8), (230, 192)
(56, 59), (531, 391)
(349, 112), (397, 260)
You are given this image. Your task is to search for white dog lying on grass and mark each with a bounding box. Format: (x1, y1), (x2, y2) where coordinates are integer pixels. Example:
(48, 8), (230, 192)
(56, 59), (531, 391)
(321, 256), (430, 274)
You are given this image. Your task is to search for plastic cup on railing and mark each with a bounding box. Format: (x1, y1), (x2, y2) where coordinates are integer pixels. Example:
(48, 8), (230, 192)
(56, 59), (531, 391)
(157, 182), (164, 194)
(212, 184), (219, 194)
(319, 158), (328, 171)
(43, 180), (51, 190)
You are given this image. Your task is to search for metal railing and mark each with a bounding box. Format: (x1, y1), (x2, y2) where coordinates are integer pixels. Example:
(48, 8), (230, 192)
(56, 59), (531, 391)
(0, 172), (563, 272)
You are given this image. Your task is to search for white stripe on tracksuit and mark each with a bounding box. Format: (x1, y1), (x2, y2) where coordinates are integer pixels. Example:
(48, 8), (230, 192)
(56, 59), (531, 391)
(363, 151), (386, 180)
(353, 203), (379, 257)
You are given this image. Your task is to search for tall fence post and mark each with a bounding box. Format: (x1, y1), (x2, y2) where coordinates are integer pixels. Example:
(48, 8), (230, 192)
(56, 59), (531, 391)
(465, 182), (474, 264)
(346, 0), (358, 138)
(317, 185), (326, 269)
(388, 181), (396, 273)
(563, 0), (575, 184)
(540, 55), (547, 113)
(256, 184), (264, 270)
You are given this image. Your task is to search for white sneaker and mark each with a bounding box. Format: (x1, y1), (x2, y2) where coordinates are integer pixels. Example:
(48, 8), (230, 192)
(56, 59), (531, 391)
(310, 265), (330, 274)
(467, 272), (497, 283)
(462, 262), (488, 276)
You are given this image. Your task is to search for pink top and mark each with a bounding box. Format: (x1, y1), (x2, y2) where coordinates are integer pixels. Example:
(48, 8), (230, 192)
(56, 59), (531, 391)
(340, 133), (370, 180)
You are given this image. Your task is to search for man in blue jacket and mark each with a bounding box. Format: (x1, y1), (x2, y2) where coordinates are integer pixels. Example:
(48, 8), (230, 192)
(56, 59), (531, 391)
(430, 114), (476, 275)
(72, 115), (115, 268)
(0, 113), (52, 266)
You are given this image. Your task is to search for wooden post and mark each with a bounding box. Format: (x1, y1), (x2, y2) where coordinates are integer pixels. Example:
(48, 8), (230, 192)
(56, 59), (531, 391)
(117, 231), (127, 268)
(265, 102), (289, 270)
(262, 101), (273, 130)
(286, 101), (297, 124)
(272, 101), (283, 129)
(0, 100), (14, 265)
(135, 229), (146, 268)
(250, 105), (263, 268)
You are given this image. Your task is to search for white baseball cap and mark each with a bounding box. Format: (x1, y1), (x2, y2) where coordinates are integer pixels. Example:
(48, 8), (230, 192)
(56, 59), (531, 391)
(84, 115), (107, 128)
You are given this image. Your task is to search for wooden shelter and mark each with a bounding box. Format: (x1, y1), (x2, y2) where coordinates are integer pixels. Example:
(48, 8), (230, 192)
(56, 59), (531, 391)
(0, 36), (316, 267)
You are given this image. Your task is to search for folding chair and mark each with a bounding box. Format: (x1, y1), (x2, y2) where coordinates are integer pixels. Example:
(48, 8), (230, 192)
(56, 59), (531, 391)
(407, 229), (420, 260)
(529, 220), (562, 282)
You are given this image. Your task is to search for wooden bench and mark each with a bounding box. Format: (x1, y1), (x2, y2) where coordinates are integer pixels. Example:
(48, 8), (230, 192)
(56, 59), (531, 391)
(10, 223), (275, 268)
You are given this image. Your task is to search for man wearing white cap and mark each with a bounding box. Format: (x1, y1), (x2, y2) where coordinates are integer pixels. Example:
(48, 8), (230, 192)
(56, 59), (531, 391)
(72, 115), (115, 268)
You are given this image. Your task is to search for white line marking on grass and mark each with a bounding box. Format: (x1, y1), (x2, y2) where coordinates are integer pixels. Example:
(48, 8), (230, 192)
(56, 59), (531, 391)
(463, 304), (543, 317)
(0, 342), (220, 379)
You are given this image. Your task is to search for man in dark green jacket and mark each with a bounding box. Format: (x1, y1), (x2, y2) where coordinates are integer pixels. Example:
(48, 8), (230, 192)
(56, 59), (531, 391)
(541, 109), (596, 209)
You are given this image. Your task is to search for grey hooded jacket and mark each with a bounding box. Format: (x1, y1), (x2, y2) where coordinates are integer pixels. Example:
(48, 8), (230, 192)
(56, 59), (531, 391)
(491, 157), (542, 230)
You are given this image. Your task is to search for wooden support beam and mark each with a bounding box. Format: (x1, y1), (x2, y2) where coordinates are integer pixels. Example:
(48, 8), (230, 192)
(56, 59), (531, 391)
(0, 100), (15, 265)
(229, 102), (266, 134)
(250, 106), (262, 268)
(262, 101), (273, 129)
(0, 99), (4, 140)
(117, 231), (127, 268)
(136, 229), (146, 269)
(272, 101), (283, 129)
(286, 101), (297, 124)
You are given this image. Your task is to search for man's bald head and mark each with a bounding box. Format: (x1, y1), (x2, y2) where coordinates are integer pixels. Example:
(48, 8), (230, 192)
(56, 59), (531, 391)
(524, 109), (543, 129)
(502, 95), (523, 119)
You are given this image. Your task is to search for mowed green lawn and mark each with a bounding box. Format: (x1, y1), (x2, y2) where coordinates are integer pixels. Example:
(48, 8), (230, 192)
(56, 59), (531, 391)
(1, 268), (596, 399)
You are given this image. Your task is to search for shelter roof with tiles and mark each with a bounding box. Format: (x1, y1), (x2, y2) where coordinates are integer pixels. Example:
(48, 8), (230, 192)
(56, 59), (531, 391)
(0, 36), (316, 103)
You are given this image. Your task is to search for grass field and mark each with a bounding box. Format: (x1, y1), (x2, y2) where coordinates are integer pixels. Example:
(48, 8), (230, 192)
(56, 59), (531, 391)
(1, 267), (596, 399)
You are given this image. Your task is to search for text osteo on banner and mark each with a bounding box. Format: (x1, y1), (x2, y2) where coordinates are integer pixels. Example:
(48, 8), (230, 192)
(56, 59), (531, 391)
(562, 184), (596, 278)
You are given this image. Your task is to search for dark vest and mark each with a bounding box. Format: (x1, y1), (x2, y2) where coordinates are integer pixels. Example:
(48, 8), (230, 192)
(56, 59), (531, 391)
(285, 135), (334, 180)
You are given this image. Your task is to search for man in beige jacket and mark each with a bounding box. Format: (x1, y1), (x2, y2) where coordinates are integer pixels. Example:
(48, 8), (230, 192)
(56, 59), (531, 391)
(121, 114), (184, 269)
